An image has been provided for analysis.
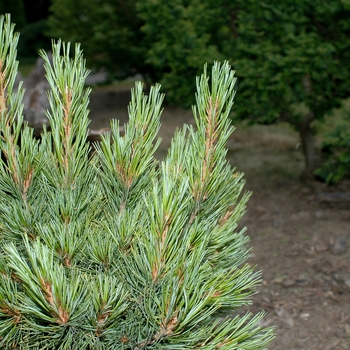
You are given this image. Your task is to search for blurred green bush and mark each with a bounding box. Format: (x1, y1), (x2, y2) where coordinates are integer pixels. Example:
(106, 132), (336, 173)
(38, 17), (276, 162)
(315, 121), (350, 184)
(17, 19), (51, 61)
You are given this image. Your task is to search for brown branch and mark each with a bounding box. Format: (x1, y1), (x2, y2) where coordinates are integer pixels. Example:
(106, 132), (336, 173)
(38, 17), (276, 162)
(136, 314), (178, 349)
(9, 136), (19, 186)
(152, 214), (171, 282)
(191, 97), (220, 221)
(62, 86), (73, 174)
(116, 163), (133, 188)
(151, 263), (158, 282)
(0, 303), (21, 324)
(218, 207), (234, 227)
(40, 277), (69, 324)
(22, 167), (34, 205)
(0, 58), (32, 197)
(0, 60), (17, 185)
(153, 314), (178, 341)
(41, 277), (54, 305)
(0, 59), (7, 113)
(57, 249), (71, 267)
(120, 335), (129, 343)
(95, 303), (112, 336)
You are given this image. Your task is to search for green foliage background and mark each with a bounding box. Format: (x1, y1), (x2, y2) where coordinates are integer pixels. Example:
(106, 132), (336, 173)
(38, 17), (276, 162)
(0, 0), (26, 29)
(2, 0), (350, 178)
(47, 0), (350, 177)
(47, 0), (350, 109)
(0, 0), (51, 61)
(314, 101), (350, 184)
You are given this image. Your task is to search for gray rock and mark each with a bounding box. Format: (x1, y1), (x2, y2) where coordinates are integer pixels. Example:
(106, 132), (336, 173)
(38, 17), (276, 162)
(332, 235), (347, 255)
(22, 55), (51, 133)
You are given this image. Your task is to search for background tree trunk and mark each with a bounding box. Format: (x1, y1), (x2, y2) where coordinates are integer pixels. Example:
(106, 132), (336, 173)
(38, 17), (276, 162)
(296, 112), (319, 180)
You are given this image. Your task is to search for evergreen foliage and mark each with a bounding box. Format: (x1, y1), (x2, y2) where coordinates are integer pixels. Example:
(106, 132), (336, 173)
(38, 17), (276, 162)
(47, 0), (150, 81)
(314, 112), (350, 184)
(0, 15), (274, 349)
(223, 0), (350, 176)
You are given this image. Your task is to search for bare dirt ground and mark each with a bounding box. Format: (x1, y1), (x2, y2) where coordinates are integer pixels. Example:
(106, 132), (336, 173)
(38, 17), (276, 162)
(88, 86), (350, 350)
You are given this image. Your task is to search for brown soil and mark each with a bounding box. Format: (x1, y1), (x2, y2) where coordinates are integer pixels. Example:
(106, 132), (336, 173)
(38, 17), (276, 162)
(89, 86), (350, 350)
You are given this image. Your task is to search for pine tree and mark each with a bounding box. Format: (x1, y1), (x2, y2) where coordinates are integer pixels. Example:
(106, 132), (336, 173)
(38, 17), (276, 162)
(0, 14), (274, 349)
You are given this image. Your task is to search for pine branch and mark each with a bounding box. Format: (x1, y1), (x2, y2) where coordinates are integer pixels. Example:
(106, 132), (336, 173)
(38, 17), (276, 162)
(0, 14), (274, 348)
(40, 41), (91, 188)
(96, 82), (163, 213)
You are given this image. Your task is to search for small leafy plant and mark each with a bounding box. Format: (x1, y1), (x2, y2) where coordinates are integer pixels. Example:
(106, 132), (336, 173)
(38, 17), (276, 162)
(315, 122), (350, 184)
(0, 15), (273, 349)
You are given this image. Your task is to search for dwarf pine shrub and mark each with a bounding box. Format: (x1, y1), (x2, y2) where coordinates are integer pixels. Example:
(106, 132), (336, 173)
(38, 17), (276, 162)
(0, 15), (274, 349)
